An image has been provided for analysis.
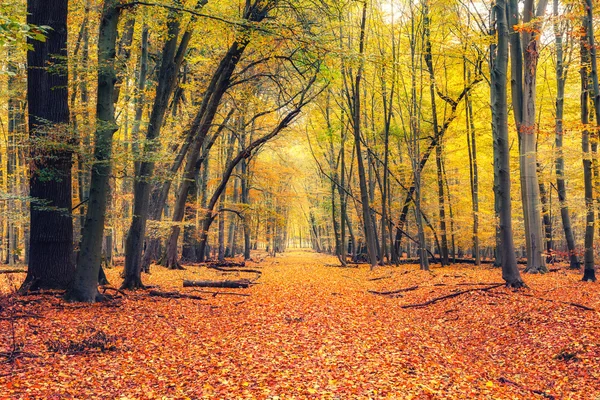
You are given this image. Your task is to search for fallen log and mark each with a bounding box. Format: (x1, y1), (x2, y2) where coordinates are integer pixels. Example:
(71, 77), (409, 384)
(183, 279), (251, 289)
(0, 269), (26, 274)
(207, 265), (262, 277)
(401, 284), (504, 308)
(207, 261), (246, 268)
(149, 290), (205, 300)
(368, 285), (419, 296)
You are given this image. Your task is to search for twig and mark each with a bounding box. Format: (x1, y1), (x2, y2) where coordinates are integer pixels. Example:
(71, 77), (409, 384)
(498, 377), (556, 399)
(401, 284), (504, 308)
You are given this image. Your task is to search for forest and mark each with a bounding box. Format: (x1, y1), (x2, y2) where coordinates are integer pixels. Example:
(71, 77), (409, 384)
(0, 0), (599, 397)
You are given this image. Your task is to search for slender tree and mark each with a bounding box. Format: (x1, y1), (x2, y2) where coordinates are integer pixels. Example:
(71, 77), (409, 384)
(581, 0), (599, 282)
(509, 0), (548, 273)
(492, 0), (524, 287)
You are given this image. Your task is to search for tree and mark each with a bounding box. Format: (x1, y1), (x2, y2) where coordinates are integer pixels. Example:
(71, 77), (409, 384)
(21, 0), (75, 291)
(66, 0), (123, 302)
(581, 0), (599, 282)
(508, 0), (548, 273)
(492, 0), (524, 288)
(552, 0), (579, 270)
(123, 0), (207, 289)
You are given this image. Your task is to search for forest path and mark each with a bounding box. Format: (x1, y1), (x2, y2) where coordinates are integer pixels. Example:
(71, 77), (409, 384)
(1, 251), (599, 398)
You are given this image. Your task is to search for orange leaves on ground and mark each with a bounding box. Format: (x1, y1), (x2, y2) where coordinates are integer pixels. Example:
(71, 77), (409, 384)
(1, 250), (599, 398)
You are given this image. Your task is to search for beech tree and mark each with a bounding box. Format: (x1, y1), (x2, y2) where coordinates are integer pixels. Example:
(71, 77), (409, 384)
(66, 0), (124, 302)
(21, 0), (75, 291)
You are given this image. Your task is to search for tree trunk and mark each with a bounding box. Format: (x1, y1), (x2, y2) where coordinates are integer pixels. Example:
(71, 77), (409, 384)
(492, 0), (524, 287)
(352, 1), (378, 269)
(6, 60), (25, 266)
(423, 0), (449, 266)
(552, 0), (578, 269)
(464, 57), (480, 266)
(511, 0), (548, 273)
(22, 0), (75, 291)
(582, 0), (599, 282)
(66, 0), (121, 302)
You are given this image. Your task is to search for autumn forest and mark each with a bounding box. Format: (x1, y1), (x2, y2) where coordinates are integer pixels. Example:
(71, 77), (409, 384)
(1, 0), (599, 397)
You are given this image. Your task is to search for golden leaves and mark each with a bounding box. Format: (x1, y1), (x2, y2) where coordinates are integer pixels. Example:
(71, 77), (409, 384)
(0, 251), (599, 398)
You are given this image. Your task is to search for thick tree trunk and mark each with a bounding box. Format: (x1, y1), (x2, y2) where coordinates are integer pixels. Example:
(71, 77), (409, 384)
(66, 0), (121, 302)
(22, 0), (75, 291)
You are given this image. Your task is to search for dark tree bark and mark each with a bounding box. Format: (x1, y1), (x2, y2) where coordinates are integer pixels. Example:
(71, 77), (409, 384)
(582, 0), (599, 282)
(65, 0), (122, 302)
(22, 0), (75, 291)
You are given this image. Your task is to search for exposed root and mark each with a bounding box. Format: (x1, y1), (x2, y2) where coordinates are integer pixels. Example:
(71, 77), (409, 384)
(401, 284), (504, 308)
(518, 293), (595, 311)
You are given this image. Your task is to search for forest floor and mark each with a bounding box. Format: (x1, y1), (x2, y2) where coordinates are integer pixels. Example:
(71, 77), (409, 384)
(0, 250), (599, 399)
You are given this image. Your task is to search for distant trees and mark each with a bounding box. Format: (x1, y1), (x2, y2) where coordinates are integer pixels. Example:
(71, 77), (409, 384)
(4, 0), (600, 297)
